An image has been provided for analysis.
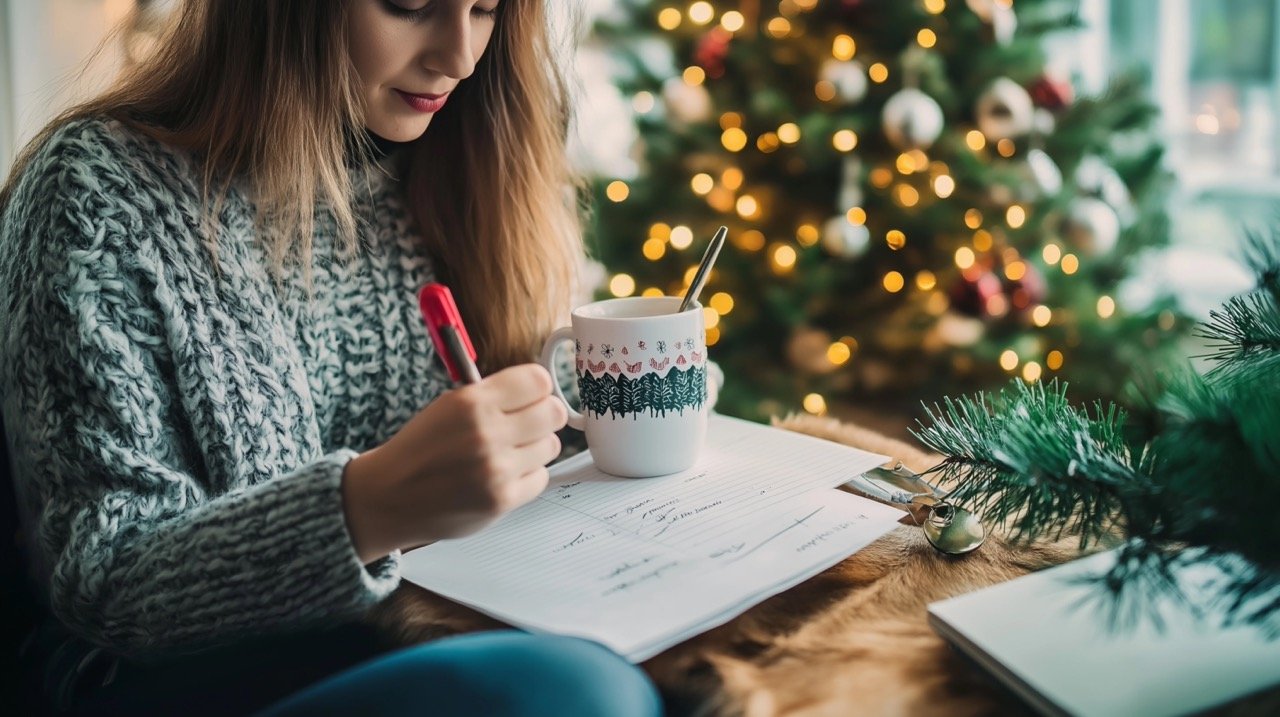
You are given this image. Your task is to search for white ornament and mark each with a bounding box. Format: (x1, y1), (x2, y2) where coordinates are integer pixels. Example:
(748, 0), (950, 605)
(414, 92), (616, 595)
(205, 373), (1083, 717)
(991, 3), (1017, 44)
(1062, 197), (1121, 255)
(1025, 148), (1063, 197)
(881, 88), (946, 151)
(1033, 107), (1056, 135)
(1074, 155), (1135, 225)
(976, 78), (1035, 142)
(822, 216), (871, 259)
(837, 155), (864, 212)
(989, 183), (1015, 206)
(934, 312), (986, 348)
(661, 77), (712, 124)
(965, 0), (997, 21)
(967, 0), (1017, 43)
(820, 59), (868, 104)
(579, 258), (609, 301)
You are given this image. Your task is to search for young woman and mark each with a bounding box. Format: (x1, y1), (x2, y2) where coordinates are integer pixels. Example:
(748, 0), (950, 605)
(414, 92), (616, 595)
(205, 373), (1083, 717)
(0, 1), (663, 715)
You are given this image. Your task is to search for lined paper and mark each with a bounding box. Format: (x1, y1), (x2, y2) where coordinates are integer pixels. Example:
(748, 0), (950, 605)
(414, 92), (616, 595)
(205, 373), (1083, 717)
(401, 415), (902, 661)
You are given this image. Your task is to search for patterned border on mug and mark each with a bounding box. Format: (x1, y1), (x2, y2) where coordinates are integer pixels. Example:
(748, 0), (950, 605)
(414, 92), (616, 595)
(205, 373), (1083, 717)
(575, 336), (705, 378)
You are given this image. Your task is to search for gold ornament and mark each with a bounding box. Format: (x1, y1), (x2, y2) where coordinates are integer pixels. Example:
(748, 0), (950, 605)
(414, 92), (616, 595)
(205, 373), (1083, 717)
(787, 326), (838, 374)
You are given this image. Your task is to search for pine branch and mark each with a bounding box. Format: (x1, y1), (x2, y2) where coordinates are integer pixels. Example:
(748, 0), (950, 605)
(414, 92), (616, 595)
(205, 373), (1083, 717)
(1199, 225), (1280, 367)
(1094, 543), (1280, 637)
(1243, 225), (1280, 303)
(912, 380), (1148, 548)
(1077, 542), (1205, 635)
(1197, 292), (1280, 368)
(1152, 363), (1280, 567)
(916, 369), (1280, 634)
(1015, 10), (1085, 38)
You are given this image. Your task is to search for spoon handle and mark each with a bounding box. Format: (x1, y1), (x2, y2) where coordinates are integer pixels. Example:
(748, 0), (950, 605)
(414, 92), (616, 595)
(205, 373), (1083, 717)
(679, 226), (728, 313)
(863, 462), (947, 500)
(845, 473), (913, 504)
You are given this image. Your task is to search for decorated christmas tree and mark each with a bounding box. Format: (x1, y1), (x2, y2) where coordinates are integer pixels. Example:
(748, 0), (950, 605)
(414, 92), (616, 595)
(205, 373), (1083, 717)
(588, 0), (1182, 420)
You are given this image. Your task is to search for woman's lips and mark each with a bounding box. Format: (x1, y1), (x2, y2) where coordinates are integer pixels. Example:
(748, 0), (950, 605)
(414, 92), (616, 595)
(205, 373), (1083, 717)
(395, 89), (449, 113)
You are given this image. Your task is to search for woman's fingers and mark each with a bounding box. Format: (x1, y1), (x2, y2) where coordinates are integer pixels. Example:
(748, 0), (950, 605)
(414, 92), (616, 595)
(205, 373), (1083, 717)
(503, 395), (568, 446)
(510, 431), (562, 470)
(481, 364), (555, 412)
(500, 465), (551, 511)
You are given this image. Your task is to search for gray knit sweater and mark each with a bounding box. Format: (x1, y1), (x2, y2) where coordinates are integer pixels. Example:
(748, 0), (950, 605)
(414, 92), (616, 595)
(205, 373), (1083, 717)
(0, 117), (548, 655)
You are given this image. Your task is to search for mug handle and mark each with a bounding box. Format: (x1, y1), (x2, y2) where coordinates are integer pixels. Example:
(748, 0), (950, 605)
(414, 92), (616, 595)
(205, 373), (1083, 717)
(538, 326), (586, 431)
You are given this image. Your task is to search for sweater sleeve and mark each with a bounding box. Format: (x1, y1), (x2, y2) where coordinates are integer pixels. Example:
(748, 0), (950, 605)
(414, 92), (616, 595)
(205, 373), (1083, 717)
(0, 122), (399, 656)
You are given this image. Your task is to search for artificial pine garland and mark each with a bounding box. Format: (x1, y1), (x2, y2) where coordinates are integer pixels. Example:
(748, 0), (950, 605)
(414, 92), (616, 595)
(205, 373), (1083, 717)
(913, 228), (1280, 633)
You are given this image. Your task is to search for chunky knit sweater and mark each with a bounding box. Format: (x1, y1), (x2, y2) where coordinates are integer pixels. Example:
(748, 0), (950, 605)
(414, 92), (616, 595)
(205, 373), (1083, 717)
(0, 117), (572, 656)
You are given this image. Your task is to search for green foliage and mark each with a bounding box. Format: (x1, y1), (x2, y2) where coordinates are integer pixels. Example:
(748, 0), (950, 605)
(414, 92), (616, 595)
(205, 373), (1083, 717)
(1198, 229), (1280, 366)
(913, 228), (1280, 633)
(916, 380), (1146, 548)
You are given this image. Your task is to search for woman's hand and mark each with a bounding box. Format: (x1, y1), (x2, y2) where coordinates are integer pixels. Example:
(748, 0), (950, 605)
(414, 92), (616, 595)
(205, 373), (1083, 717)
(340, 364), (568, 563)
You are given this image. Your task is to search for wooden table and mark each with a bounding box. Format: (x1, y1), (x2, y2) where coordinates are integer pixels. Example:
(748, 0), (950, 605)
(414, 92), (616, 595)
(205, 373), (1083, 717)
(370, 414), (1278, 716)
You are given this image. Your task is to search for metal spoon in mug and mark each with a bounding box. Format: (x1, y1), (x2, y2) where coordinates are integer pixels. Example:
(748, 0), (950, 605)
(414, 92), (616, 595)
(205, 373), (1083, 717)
(678, 225), (728, 313)
(846, 462), (987, 555)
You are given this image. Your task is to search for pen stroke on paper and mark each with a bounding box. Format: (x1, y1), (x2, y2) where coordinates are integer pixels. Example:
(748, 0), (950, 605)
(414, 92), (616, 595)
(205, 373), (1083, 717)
(399, 415), (901, 661)
(407, 415), (891, 591)
(532, 419), (886, 551)
(722, 506), (825, 563)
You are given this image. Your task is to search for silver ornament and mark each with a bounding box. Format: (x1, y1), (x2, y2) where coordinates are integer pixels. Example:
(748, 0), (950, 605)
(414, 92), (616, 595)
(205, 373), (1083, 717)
(1033, 107), (1056, 135)
(991, 3), (1017, 44)
(837, 155), (864, 212)
(976, 78), (1035, 142)
(661, 77), (711, 124)
(822, 216), (871, 259)
(820, 59), (868, 104)
(1062, 197), (1121, 256)
(965, 0), (997, 21)
(1074, 155), (1136, 226)
(967, 0), (1017, 44)
(1025, 148), (1063, 197)
(882, 88), (945, 151)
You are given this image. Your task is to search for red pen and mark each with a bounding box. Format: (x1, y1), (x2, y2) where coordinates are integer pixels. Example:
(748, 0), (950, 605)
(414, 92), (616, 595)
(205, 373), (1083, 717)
(418, 283), (483, 385)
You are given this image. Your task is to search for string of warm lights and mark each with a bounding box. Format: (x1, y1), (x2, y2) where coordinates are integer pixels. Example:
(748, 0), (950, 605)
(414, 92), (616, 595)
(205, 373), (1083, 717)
(602, 0), (1142, 415)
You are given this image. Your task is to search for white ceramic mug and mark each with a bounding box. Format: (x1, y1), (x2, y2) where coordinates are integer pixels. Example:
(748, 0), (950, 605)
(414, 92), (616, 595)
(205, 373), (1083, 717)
(539, 296), (709, 478)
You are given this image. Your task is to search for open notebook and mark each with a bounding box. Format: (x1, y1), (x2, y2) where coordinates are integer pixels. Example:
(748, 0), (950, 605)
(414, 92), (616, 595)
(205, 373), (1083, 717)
(929, 548), (1280, 717)
(401, 414), (903, 662)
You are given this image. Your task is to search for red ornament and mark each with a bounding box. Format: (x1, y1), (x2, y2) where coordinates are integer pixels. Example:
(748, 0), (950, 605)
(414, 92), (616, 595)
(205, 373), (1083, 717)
(694, 28), (732, 78)
(1004, 263), (1047, 311)
(1028, 74), (1074, 111)
(950, 269), (1005, 318)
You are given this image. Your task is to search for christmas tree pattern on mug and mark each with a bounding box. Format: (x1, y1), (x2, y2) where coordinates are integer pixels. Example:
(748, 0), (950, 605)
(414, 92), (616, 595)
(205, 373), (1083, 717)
(575, 337), (707, 420)
(578, 364), (707, 420)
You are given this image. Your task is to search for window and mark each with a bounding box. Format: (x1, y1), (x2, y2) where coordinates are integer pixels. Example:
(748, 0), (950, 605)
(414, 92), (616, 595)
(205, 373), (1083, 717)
(1110, 0), (1280, 192)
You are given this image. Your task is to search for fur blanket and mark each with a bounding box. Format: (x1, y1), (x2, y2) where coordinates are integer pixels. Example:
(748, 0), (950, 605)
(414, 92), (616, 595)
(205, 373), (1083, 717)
(371, 414), (1086, 716)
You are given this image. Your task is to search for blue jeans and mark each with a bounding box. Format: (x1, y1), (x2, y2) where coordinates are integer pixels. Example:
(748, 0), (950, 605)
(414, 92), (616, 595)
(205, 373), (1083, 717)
(72, 624), (661, 717)
(256, 631), (662, 717)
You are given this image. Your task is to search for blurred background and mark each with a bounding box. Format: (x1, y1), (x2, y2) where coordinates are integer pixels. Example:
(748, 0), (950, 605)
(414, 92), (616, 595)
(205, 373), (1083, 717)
(1, 0), (1275, 439)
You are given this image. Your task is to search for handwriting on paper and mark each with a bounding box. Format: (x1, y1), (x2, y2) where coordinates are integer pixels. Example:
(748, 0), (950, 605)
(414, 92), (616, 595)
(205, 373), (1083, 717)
(399, 415), (901, 662)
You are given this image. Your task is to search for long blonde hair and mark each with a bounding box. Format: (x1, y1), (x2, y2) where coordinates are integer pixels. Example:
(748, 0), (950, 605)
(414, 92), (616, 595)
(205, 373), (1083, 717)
(0, 0), (583, 373)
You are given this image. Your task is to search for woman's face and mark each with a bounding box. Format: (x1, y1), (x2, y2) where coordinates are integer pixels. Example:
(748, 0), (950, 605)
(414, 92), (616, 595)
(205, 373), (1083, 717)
(348, 0), (502, 142)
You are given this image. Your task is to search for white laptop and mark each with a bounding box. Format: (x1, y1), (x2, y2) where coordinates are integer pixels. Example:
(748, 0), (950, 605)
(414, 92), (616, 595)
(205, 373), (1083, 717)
(928, 548), (1280, 717)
